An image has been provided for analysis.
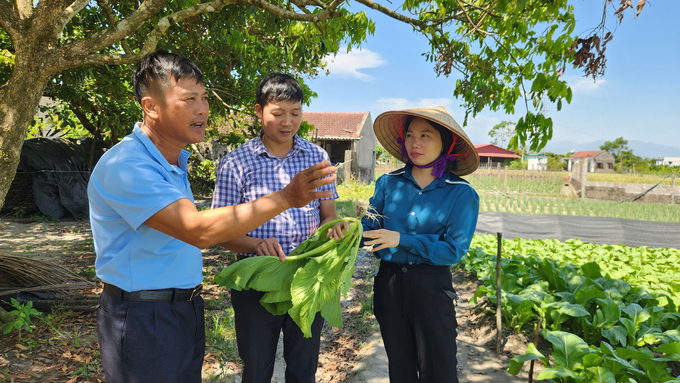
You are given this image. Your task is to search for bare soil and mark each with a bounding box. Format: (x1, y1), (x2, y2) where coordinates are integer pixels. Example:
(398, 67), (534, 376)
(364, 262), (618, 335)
(0, 216), (545, 383)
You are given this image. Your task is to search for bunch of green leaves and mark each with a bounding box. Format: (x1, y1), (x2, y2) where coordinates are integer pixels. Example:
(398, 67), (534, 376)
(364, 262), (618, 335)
(463, 236), (680, 382)
(1, 298), (42, 338)
(471, 235), (680, 306)
(215, 217), (362, 338)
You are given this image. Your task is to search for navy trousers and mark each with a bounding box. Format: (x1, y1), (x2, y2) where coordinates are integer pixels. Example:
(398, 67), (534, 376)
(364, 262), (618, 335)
(374, 262), (459, 383)
(231, 288), (324, 383)
(97, 289), (205, 383)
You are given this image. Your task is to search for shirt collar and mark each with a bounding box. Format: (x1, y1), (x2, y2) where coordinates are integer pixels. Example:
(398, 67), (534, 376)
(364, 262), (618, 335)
(401, 164), (457, 190)
(253, 131), (304, 159)
(132, 123), (189, 174)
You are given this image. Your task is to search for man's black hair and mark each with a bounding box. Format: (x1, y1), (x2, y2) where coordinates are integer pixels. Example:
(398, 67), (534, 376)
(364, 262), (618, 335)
(256, 73), (304, 107)
(403, 115), (459, 173)
(133, 50), (204, 103)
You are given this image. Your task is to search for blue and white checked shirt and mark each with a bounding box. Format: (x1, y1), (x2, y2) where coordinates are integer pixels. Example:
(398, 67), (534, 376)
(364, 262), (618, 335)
(211, 134), (339, 255)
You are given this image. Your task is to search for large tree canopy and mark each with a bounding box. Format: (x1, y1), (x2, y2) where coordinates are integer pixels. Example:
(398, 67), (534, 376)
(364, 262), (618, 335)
(0, 0), (646, 210)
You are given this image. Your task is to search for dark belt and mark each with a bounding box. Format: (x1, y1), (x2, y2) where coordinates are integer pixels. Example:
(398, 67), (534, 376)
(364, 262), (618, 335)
(380, 261), (450, 274)
(103, 283), (202, 302)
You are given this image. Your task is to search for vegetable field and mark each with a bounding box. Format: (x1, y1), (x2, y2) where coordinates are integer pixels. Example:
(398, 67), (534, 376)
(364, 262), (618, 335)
(478, 193), (680, 223)
(464, 235), (680, 382)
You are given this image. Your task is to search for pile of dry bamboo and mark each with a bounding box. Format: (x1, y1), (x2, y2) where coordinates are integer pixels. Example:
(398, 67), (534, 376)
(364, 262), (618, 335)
(0, 252), (95, 297)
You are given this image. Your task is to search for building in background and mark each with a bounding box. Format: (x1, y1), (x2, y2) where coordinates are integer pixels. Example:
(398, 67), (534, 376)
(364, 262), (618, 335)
(525, 153), (549, 171)
(474, 144), (521, 168)
(654, 157), (680, 167)
(565, 151), (615, 172)
(304, 111), (376, 184)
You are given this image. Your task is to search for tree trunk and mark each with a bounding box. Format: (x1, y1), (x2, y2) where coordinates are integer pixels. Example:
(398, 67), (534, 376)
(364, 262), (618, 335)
(0, 24), (57, 211)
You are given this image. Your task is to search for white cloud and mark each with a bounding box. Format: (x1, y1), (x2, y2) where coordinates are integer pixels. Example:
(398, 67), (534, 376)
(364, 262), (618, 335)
(375, 97), (455, 114)
(376, 98), (410, 111)
(323, 48), (386, 82)
(570, 78), (607, 95)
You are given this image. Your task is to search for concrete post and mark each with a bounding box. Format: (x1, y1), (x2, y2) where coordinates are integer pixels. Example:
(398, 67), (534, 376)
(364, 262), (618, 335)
(672, 172), (676, 204)
(580, 159), (588, 199)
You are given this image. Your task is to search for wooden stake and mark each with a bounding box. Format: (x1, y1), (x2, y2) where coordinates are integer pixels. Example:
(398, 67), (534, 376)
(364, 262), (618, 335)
(672, 172), (676, 205)
(496, 232), (503, 355)
(528, 317), (543, 383)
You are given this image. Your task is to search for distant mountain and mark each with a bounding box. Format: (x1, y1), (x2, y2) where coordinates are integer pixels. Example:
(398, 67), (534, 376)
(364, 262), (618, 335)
(543, 140), (680, 158)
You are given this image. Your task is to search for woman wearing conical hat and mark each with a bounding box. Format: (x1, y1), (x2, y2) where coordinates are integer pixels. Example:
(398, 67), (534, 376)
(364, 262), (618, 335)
(363, 106), (480, 382)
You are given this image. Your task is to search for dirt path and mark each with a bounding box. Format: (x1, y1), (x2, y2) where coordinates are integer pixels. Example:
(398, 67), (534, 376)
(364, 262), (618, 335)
(1, 216), (544, 382)
(349, 268), (545, 383)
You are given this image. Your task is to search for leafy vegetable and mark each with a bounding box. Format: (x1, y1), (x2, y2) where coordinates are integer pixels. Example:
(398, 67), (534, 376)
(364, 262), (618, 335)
(215, 218), (362, 337)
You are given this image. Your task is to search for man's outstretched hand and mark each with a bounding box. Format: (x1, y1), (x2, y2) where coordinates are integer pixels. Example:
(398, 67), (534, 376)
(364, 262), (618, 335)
(281, 161), (336, 208)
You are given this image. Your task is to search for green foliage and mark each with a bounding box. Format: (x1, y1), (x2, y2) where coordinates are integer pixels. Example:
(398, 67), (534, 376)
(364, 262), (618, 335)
(215, 218), (362, 337)
(187, 158), (217, 197)
(464, 235), (680, 382)
(2, 298), (42, 338)
(476, 193), (680, 223)
(1, 0), (634, 152)
(488, 121), (516, 148)
(600, 137), (630, 159)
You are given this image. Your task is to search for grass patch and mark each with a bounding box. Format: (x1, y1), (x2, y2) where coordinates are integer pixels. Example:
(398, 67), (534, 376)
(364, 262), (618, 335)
(588, 172), (677, 185)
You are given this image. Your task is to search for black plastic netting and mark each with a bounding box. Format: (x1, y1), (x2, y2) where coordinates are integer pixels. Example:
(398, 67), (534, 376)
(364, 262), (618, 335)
(475, 211), (680, 249)
(3, 138), (106, 220)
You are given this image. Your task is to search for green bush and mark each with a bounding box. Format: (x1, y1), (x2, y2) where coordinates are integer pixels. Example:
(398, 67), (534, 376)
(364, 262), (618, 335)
(188, 158), (217, 198)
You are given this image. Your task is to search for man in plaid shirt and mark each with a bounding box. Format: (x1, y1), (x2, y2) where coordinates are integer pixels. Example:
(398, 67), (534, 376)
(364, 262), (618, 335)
(212, 73), (345, 383)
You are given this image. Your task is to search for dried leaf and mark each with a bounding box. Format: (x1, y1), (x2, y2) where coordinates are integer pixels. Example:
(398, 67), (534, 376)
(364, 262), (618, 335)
(15, 343), (28, 351)
(636, 0), (645, 17)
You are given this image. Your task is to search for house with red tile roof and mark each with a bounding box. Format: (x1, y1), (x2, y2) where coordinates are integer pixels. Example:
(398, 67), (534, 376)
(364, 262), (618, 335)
(474, 144), (521, 168)
(565, 150), (615, 172)
(304, 111), (376, 183)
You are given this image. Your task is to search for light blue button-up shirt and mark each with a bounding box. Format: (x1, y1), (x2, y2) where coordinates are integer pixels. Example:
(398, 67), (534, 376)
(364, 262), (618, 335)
(88, 124), (202, 291)
(361, 165), (479, 266)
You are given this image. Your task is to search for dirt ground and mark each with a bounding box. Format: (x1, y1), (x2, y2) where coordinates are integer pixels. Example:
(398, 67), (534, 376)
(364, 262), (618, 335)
(0, 216), (546, 383)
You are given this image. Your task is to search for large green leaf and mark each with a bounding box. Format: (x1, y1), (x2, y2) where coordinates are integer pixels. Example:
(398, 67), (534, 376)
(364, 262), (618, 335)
(536, 366), (579, 380)
(508, 343), (546, 375)
(584, 366), (616, 383)
(542, 330), (591, 370)
(652, 342), (680, 362)
(602, 325), (628, 347)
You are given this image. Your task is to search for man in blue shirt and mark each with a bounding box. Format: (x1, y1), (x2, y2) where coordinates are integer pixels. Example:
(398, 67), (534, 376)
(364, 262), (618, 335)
(88, 51), (336, 383)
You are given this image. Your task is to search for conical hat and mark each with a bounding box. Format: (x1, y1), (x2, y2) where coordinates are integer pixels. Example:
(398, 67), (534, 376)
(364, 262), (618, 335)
(373, 106), (479, 176)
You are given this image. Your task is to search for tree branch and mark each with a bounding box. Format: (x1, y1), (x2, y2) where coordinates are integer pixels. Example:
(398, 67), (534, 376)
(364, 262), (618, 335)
(0, 1), (18, 38)
(96, 0), (133, 54)
(56, 0), (343, 73)
(59, 0), (91, 28)
(53, 0), (173, 72)
(15, 0), (32, 19)
(353, 0), (426, 28)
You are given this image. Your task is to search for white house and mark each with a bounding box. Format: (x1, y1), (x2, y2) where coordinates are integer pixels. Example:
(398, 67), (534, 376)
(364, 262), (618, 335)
(655, 157), (680, 166)
(525, 154), (548, 171)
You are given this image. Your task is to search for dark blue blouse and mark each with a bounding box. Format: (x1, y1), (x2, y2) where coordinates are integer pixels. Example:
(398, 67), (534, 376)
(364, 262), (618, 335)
(361, 165), (480, 266)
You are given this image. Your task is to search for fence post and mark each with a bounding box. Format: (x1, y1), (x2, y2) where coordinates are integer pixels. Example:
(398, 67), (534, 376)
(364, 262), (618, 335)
(504, 166), (508, 194)
(496, 232), (503, 355)
(528, 317), (543, 383)
(580, 160), (588, 199)
(672, 172), (676, 205)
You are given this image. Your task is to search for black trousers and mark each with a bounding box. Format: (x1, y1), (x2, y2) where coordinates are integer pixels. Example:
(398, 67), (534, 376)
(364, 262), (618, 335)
(231, 288), (324, 383)
(374, 262), (459, 383)
(97, 288), (205, 383)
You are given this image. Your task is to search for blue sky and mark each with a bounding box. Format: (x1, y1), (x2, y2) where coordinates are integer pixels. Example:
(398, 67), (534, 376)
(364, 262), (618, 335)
(304, 1), (680, 156)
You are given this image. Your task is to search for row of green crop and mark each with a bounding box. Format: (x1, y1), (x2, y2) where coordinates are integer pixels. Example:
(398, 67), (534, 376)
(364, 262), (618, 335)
(463, 235), (680, 382)
(464, 172), (566, 195)
(479, 193), (680, 223)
